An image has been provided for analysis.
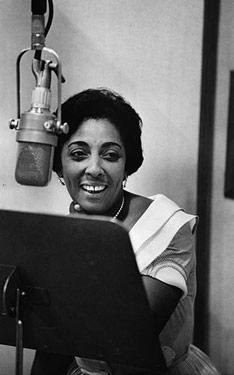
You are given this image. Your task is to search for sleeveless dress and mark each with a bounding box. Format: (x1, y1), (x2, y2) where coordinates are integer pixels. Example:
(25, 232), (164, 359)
(67, 194), (220, 375)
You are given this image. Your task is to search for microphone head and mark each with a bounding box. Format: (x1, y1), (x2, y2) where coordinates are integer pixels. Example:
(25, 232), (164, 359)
(15, 142), (54, 186)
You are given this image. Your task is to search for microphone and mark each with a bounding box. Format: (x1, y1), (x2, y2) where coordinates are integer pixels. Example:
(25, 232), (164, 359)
(9, 0), (68, 187)
(10, 58), (68, 187)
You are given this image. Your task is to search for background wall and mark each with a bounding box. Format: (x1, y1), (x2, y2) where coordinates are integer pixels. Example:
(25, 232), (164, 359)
(208, 0), (234, 373)
(0, 1), (203, 374)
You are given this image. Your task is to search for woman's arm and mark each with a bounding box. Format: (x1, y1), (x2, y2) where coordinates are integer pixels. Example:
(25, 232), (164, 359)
(141, 222), (195, 334)
(142, 275), (182, 335)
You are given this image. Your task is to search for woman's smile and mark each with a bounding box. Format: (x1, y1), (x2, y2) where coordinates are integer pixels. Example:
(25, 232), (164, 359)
(81, 184), (107, 193)
(79, 182), (108, 200)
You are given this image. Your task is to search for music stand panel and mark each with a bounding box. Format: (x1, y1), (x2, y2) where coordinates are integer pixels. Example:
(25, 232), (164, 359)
(0, 209), (165, 371)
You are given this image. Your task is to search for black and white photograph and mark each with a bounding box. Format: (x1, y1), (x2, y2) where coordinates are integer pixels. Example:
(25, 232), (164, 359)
(0, 1), (230, 374)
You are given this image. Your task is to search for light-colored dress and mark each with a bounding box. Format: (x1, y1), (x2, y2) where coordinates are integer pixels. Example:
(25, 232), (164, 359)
(69, 194), (220, 374)
(130, 194), (197, 369)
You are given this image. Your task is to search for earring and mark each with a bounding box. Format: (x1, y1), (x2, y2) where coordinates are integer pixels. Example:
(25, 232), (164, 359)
(123, 176), (128, 188)
(58, 176), (65, 186)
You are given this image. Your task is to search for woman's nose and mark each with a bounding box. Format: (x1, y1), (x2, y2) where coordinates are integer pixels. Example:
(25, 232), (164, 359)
(85, 156), (104, 177)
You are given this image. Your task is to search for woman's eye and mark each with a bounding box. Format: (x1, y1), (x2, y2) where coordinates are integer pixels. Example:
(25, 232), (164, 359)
(103, 152), (120, 161)
(70, 150), (87, 160)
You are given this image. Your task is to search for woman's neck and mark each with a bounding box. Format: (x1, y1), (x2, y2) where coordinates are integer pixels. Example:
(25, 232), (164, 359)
(121, 192), (153, 231)
(69, 191), (153, 230)
(69, 192), (126, 220)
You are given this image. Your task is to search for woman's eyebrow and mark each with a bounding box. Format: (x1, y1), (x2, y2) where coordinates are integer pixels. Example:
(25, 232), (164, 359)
(68, 141), (122, 149)
(101, 142), (122, 149)
(68, 141), (88, 148)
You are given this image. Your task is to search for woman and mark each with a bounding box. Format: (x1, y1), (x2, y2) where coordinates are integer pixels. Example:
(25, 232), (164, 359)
(31, 88), (220, 374)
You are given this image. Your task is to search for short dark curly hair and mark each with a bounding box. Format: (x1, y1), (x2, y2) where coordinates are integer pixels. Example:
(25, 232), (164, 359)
(53, 88), (144, 176)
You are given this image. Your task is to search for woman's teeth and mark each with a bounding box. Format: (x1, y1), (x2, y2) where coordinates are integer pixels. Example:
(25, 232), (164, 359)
(82, 185), (106, 193)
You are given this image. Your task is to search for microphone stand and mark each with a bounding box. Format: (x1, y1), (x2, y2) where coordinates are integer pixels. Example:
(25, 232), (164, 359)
(0, 265), (25, 375)
(15, 289), (25, 375)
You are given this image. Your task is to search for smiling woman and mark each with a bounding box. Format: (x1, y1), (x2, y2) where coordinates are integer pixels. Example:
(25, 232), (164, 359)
(61, 118), (126, 216)
(53, 88), (146, 228)
(30, 88), (220, 375)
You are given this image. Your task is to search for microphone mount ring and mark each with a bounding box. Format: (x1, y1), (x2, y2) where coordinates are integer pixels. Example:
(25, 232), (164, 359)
(10, 46), (67, 136)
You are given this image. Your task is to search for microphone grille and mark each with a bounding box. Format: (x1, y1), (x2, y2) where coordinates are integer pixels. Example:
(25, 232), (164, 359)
(15, 142), (54, 186)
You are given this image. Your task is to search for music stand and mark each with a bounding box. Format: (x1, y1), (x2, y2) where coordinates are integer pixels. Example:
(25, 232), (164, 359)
(0, 209), (166, 374)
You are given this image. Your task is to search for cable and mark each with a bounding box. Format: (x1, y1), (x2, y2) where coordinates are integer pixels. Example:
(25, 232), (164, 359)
(32, 0), (54, 60)
(45, 0), (54, 37)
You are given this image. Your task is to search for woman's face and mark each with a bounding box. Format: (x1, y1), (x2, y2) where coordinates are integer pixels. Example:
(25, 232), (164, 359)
(61, 118), (126, 215)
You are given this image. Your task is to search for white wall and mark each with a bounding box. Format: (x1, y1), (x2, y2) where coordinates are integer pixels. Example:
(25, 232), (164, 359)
(0, 1), (203, 373)
(208, 1), (234, 373)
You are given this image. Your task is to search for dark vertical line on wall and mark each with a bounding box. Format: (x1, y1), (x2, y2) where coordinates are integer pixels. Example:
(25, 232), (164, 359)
(194, 0), (220, 351)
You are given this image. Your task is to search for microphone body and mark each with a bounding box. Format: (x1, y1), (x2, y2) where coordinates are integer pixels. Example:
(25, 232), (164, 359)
(15, 108), (57, 187)
(10, 53), (68, 186)
(14, 59), (58, 187)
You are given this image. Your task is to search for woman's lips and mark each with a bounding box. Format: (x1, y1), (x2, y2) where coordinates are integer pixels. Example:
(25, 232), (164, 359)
(81, 184), (107, 193)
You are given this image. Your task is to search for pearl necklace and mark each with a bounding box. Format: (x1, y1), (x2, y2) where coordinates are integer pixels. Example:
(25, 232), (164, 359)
(112, 196), (125, 220)
(73, 196), (125, 220)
